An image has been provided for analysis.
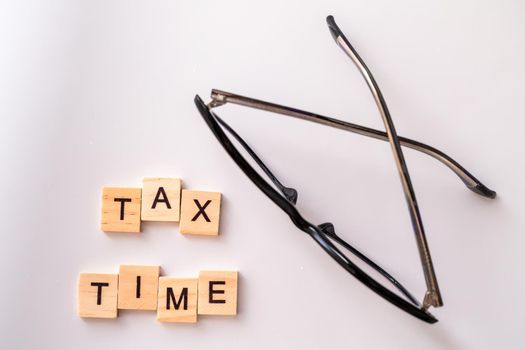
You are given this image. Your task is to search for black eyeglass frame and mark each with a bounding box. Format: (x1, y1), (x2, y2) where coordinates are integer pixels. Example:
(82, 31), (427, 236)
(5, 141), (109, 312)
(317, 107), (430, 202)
(193, 16), (496, 324)
(195, 96), (439, 323)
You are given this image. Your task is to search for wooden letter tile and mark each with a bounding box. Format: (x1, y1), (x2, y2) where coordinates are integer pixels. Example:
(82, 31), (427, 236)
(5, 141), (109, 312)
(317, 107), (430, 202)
(78, 273), (119, 318)
(179, 190), (221, 236)
(157, 278), (198, 323)
(197, 271), (238, 315)
(118, 265), (160, 310)
(101, 187), (142, 232)
(141, 178), (182, 222)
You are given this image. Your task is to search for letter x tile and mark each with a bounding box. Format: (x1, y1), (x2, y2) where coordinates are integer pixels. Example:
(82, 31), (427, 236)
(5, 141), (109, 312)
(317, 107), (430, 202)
(179, 190), (221, 236)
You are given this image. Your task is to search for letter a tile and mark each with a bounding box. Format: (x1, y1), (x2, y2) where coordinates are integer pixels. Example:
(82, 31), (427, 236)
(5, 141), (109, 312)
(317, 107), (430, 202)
(78, 273), (119, 318)
(141, 178), (182, 222)
(179, 190), (221, 236)
(101, 187), (142, 233)
(157, 277), (198, 323)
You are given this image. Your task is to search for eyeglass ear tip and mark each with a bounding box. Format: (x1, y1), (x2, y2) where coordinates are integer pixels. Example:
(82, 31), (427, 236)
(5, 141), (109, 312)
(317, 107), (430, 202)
(326, 15), (341, 42)
(471, 184), (497, 199)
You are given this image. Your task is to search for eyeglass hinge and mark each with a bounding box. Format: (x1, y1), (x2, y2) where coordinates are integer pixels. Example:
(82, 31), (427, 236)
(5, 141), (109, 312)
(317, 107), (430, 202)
(422, 290), (443, 310)
(208, 91), (227, 108)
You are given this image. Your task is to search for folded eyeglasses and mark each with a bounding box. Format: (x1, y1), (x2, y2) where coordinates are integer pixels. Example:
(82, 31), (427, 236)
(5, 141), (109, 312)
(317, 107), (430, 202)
(194, 15), (496, 323)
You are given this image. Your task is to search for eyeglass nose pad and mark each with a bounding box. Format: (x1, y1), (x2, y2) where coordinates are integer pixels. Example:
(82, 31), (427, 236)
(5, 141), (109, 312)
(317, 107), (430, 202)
(318, 222), (336, 237)
(282, 187), (298, 205)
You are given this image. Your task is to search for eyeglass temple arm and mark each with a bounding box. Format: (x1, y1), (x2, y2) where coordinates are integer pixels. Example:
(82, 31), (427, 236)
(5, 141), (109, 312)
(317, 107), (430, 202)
(209, 89), (496, 199)
(326, 15), (444, 309)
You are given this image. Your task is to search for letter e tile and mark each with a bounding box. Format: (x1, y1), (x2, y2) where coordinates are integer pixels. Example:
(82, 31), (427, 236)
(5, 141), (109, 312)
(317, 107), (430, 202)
(197, 271), (238, 316)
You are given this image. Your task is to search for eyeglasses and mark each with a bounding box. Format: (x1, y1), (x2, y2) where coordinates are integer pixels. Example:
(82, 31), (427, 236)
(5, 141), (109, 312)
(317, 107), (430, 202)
(193, 15), (496, 323)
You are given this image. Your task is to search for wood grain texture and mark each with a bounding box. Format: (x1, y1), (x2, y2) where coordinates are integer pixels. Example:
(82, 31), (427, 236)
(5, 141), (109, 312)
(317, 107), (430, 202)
(157, 277), (198, 323)
(78, 273), (119, 318)
(101, 187), (142, 232)
(117, 265), (160, 310)
(141, 177), (182, 222)
(197, 271), (238, 316)
(179, 190), (222, 236)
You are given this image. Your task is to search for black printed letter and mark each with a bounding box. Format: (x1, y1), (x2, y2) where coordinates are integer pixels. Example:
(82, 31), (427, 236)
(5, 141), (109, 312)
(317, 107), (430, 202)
(91, 282), (109, 305)
(209, 281), (226, 304)
(191, 199), (211, 222)
(151, 187), (171, 209)
(136, 276), (141, 298)
(166, 287), (189, 310)
(114, 198), (131, 220)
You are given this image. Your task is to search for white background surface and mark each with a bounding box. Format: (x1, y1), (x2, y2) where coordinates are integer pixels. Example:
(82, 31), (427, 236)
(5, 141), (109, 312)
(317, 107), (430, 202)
(1, 1), (524, 349)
